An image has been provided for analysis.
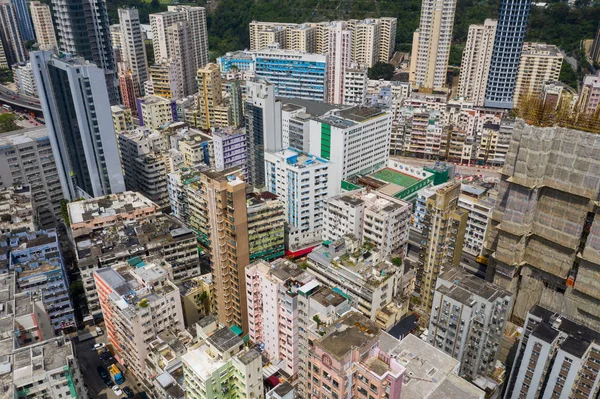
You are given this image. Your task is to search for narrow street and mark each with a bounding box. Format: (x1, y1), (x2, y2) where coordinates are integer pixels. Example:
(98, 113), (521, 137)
(74, 330), (143, 399)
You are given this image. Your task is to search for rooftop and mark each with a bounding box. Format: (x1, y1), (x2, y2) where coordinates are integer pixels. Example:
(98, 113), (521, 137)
(237, 348), (261, 365)
(201, 167), (244, 184)
(0, 186), (34, 234)
(270, 149), (328, 169)
(12, 337), (74, 384)
(68, 192), (158, 225)
(386, 334), (484, 399)
(309, 237), (399, 287)
(74, 213), (194, 264)
(207, 327), (243, 354)
(279, 97), (345, 116)
(317, 312), (380, 360)
(0, 126), (48, 148)
(437, 268), (512, 305)
(141, 95), (174, 105)
(311, 287), (348, 307)
(527, 305), (600, 357)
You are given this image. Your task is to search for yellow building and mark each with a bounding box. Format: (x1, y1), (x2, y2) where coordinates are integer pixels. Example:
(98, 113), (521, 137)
(514, 43), (563, 108)
(417, 181), (467, 324)
(178, 274), (215, 327)
(196, 63), (227, 130)
(111, 105), (133, 133)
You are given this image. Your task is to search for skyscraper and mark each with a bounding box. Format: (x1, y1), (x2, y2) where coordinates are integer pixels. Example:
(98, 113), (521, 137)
(118, 8), (148, 99)
(410, 0), (457, 89)
(150, 6), (209, 72)
(196, 63), (224, 130)
(484, 0), (533, 108)
(245, 79), (282, 188)
(10, 0), (34, 41)
(0, 0), (26, 67)
(457, 19), (497, 106)
(326, 22), (352, 104)
(513, 42), (563, 108)
(51, 0), (119, 104)
(31, 51), (125, 200)
(186, 169), (250, 333)
(167, 21), (196, 96)
(29, 1), (57, 50)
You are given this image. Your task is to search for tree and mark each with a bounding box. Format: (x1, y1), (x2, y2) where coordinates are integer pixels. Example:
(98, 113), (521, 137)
(151, 0), (160, 9)
(24, 40), (36, 51)
(0, 68), (13, 84)
(0, 114), (18, 133)
(69, 280), (85, 301)
(559, 60), (578, 89)
(368, 62), (395, 80)
(145, 40), (154, 66)
(392, 257), (403, 267)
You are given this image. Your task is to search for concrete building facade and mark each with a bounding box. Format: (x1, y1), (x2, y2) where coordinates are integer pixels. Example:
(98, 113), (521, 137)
(458, 20), (497, 106)
(29, 1), (57, 50)
(32, 51), (125, 200)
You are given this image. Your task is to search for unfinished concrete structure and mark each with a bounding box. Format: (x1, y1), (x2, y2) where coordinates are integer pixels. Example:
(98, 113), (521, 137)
(485, 119), (600, 328)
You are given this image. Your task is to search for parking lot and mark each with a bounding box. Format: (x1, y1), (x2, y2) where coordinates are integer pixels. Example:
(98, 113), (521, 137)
(74, 331), (145, 399)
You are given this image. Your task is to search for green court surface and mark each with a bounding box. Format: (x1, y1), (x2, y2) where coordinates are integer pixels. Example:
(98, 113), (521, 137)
(371, 168), (420, 188)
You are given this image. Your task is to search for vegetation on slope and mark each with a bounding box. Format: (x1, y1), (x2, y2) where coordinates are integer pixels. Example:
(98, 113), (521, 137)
(103, 0), (600, 68)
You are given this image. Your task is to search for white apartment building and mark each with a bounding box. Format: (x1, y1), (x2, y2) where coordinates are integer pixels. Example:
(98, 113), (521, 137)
(0, 127), (62, 228)
(94, 261), (185, 378)
(351, 19), (381, 67)
(458, 19), (497, 106)
(249, 18), (396, 66)
(13, 62), (36, 97)
(264, 149), (329, 250)
(117, 127), (171, 208)
(12, 337), (88, 399)
(514, 43), (563, 108)
(505, 306), (600, 399)
(245, 259), (314, 377)
(29, 1), (57, 50)
(296, 281), (351, 397)
(427, 268), (512, 381)
(306, 237), (405, 321)
(309, 106), (392, 194)
(343, 67), (368, 106)
(280, 99), (341, 152)
(365, 80), (411, 119)
(323, 190), (412, 257)
(138, 95), (176, 129)
(410, 0), (457, 89)
(458, 184), (495, 256)
(182, 327), (264, 399)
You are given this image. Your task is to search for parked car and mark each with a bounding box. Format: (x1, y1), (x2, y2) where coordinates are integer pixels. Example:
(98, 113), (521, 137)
(97, 366), (108, 379)
(123, 387), (134, 398)
(112, 385), (123, 396)
(104, 377), (114, 388)
(92, 343), (106, 351)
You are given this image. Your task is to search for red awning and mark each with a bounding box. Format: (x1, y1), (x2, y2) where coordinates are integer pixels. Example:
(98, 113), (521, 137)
(266, 375), (280, 388)
(285, 245), (317, 258)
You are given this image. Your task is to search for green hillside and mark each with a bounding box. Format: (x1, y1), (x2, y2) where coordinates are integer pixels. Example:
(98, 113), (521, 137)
(105, 0), (600, 64)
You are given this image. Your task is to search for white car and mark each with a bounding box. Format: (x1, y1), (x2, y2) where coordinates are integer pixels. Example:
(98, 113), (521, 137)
(92, 343), (106, 351)
(112, 385), (123, 396)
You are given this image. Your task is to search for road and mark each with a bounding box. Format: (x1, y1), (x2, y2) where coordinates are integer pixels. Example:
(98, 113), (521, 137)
(75, 327), (144, 399)
(391, 156), (502, 180)
(0, 84), (42, 113)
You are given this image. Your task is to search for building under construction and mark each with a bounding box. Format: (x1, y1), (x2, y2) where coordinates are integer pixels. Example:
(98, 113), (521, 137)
(485, 119), (600, 329)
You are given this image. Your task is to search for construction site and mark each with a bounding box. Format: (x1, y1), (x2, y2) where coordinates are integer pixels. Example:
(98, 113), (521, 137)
(484, 119), (600, 329)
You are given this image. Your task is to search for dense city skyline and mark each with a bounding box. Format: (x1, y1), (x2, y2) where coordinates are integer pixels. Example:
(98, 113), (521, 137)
(0, 0), (598, 398)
